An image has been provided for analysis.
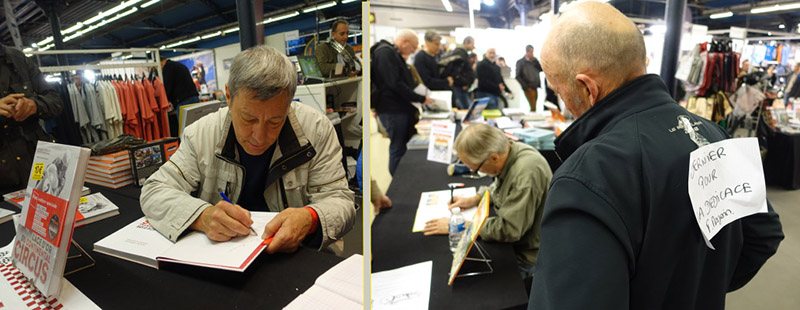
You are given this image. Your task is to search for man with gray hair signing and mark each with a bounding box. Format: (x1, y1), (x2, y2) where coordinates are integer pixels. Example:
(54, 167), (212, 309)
(422, 123), (551, 279)
(141, 46), (354, 254)
(530, 2), (783, 309)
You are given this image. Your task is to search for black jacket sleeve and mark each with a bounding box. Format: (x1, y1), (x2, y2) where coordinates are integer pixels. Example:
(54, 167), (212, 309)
(375, 49), (425, 104)
(727, 201), (784, 291)
(413, 52), (449, 91)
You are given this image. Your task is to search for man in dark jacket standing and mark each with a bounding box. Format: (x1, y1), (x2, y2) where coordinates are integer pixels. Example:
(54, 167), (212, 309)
(515, 45), (542, 112)
(530, 3), (784, 310)
(161, 57), (200, 137)
(447, 36), (476, 109)
(372, 29), (432, 175)
(413, 31), (453, 91)
(476, 48), (511, 109)
(0, 44), (62, 192)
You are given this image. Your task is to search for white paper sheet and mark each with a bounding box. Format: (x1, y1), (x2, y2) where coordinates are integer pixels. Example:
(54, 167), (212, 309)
(688, 138), (768, 249)
(159, 212), (278, 270)
(283, 254), (364, 310)
(372, 261), (433, 310)
(428, 91), (452, 111)
(412, 188), (478, 232)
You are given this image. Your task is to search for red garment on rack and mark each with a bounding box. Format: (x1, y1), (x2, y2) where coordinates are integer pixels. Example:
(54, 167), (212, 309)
(142, 79), (162, 139)
(124, 81), (143, 138)
(153, 77), (171, 137)
(134, 80), (154, 141)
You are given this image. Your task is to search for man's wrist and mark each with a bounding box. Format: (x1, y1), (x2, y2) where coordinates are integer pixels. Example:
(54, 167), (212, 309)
(304, 206), (319, 235)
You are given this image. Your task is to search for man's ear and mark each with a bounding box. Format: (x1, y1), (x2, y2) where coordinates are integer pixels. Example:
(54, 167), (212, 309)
(575, 73), (600, 107)
(225, 84), (231, 106)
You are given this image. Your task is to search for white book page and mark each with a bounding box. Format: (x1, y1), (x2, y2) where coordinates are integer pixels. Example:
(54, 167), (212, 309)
(412, 188), (477, 232)
(283, 285), (362, 310)
(93, 217), (173, 268)
(158, 212), (278, 270)
(315, 254), (363, 305)
(372, 261), (432, 310)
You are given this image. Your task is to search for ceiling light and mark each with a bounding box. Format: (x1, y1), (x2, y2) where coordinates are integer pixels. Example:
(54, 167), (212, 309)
(166, 41), (182, 48)
(159, 45), (166, 49)
(39, 44), (54, 51)
(262, 11), (299, 25)
(779, 24), (786, 29)
(201, 31), (222, 39)
(184, 36), (201, 44)
(483, 0), (495, 5)
(62, 22), (84, 35)
(82, 0), (142, 25)
(341, 0), (358, 3)
(768, 32), (772, 36)
(141, 0), (160, 8)
(441, 0), (453, 12)
(22, 48), (32, 52)
(224, 27), (239, 34)
(302, 1), (337, 13)
(121, 55), (133, 60)
(37, 37), (53, 46)
(751, 3), (800, 14)
(709, 11), (733, 19)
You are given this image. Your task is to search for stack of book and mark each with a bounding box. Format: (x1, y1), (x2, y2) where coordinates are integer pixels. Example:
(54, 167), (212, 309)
(85, 151), (133, 189)
(3, 186), (90, 209)
(505, 127), (556, 151)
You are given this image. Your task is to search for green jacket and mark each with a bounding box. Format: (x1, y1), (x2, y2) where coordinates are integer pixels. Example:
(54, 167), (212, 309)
(315, 40), (356, 77)
(479, 142), (552, 266)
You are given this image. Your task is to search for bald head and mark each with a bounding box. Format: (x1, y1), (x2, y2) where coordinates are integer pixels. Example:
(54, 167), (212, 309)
(541, 1), (646, 117)
(394, 29), (419, 58)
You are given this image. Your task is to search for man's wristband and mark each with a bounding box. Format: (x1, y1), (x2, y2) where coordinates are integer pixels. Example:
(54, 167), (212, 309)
(304, 206), (319, 234)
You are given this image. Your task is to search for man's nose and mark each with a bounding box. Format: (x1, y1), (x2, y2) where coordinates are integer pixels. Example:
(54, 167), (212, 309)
(250, 123), (268, 144)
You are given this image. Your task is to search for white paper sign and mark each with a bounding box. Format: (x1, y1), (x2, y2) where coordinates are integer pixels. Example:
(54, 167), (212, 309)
(688, 138), (768, 249)
(426, 121), (456, 164)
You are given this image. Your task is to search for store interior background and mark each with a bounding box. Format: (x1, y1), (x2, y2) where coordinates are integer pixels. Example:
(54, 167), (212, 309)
(370, 0), (800, 308)
(1, 0), (365, 258)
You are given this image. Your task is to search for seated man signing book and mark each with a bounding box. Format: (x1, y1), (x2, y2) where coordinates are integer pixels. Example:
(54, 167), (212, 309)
(422, 124), (551, 279)
(141, 45), (355, 253)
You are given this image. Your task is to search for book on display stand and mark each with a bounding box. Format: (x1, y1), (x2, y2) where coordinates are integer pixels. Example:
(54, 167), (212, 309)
(448, 191), (492, 286)
(11, 141), (91, 297)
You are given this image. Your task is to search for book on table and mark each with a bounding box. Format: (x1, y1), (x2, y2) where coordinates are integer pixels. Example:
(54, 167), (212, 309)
(284, 254), (364, 310)
(0, 208), (13, 225)
(3, 191), (118, 227)
(94, 212), (278, 272)
(12, 141), (91, 297)
(3, 186), (89, 209)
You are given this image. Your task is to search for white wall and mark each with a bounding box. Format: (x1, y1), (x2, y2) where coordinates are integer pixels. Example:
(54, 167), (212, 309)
(213, 43), (241, 90)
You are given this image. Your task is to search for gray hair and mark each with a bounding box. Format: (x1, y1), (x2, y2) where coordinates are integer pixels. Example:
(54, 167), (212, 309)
(331, 18), (349, 32)
(454, 123), (511, 164)
(424, 31), (441, 43)
(228, 45), (297, 103)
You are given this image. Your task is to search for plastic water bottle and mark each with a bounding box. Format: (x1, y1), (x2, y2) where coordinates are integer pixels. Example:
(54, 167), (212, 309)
(449, 208), (466, 252)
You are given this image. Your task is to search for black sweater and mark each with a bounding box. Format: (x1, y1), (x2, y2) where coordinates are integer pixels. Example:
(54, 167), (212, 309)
(476, 58), (509, 96)
(162, 59), (199, 104)
(371, 40), (424, 114)
(413, 50), (449, 91)
(530, 74), (784, 310)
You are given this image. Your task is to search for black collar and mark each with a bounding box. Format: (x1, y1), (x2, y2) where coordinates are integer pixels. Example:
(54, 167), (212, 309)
(554, 74), (675, 160)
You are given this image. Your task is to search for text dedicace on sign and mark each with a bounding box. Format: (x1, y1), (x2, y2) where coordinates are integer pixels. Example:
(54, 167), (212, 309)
(688, 137), (768, 249)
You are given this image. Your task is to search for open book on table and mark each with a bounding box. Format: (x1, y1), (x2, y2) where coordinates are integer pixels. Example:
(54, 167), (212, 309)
(94, 212), (278, 272)
(284, 254), (363, 310)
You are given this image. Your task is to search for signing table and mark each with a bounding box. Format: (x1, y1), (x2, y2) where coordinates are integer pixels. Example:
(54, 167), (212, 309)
(371, 150), (529, 309)
(0, 184), (344, 309)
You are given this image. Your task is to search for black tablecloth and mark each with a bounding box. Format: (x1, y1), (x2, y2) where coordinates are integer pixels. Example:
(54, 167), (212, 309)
(0, 184), (343, 309)
(765, 131), (800, 189)
(371, 150), (529, 309)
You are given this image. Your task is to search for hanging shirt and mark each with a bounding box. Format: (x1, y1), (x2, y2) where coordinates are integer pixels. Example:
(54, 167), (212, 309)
(143, 79), (162, 139)
(153, 77), (171, 137)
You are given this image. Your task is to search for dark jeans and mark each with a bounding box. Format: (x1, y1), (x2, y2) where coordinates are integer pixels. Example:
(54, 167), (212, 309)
(475, 91), (501, 109)
(452, 86), (471, 109)
(168, 96), (201, 138)
(379, 112), (416, 175)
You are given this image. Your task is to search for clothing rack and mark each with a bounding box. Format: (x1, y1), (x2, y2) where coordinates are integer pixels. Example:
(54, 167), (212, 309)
(28, 48), (163, 83)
